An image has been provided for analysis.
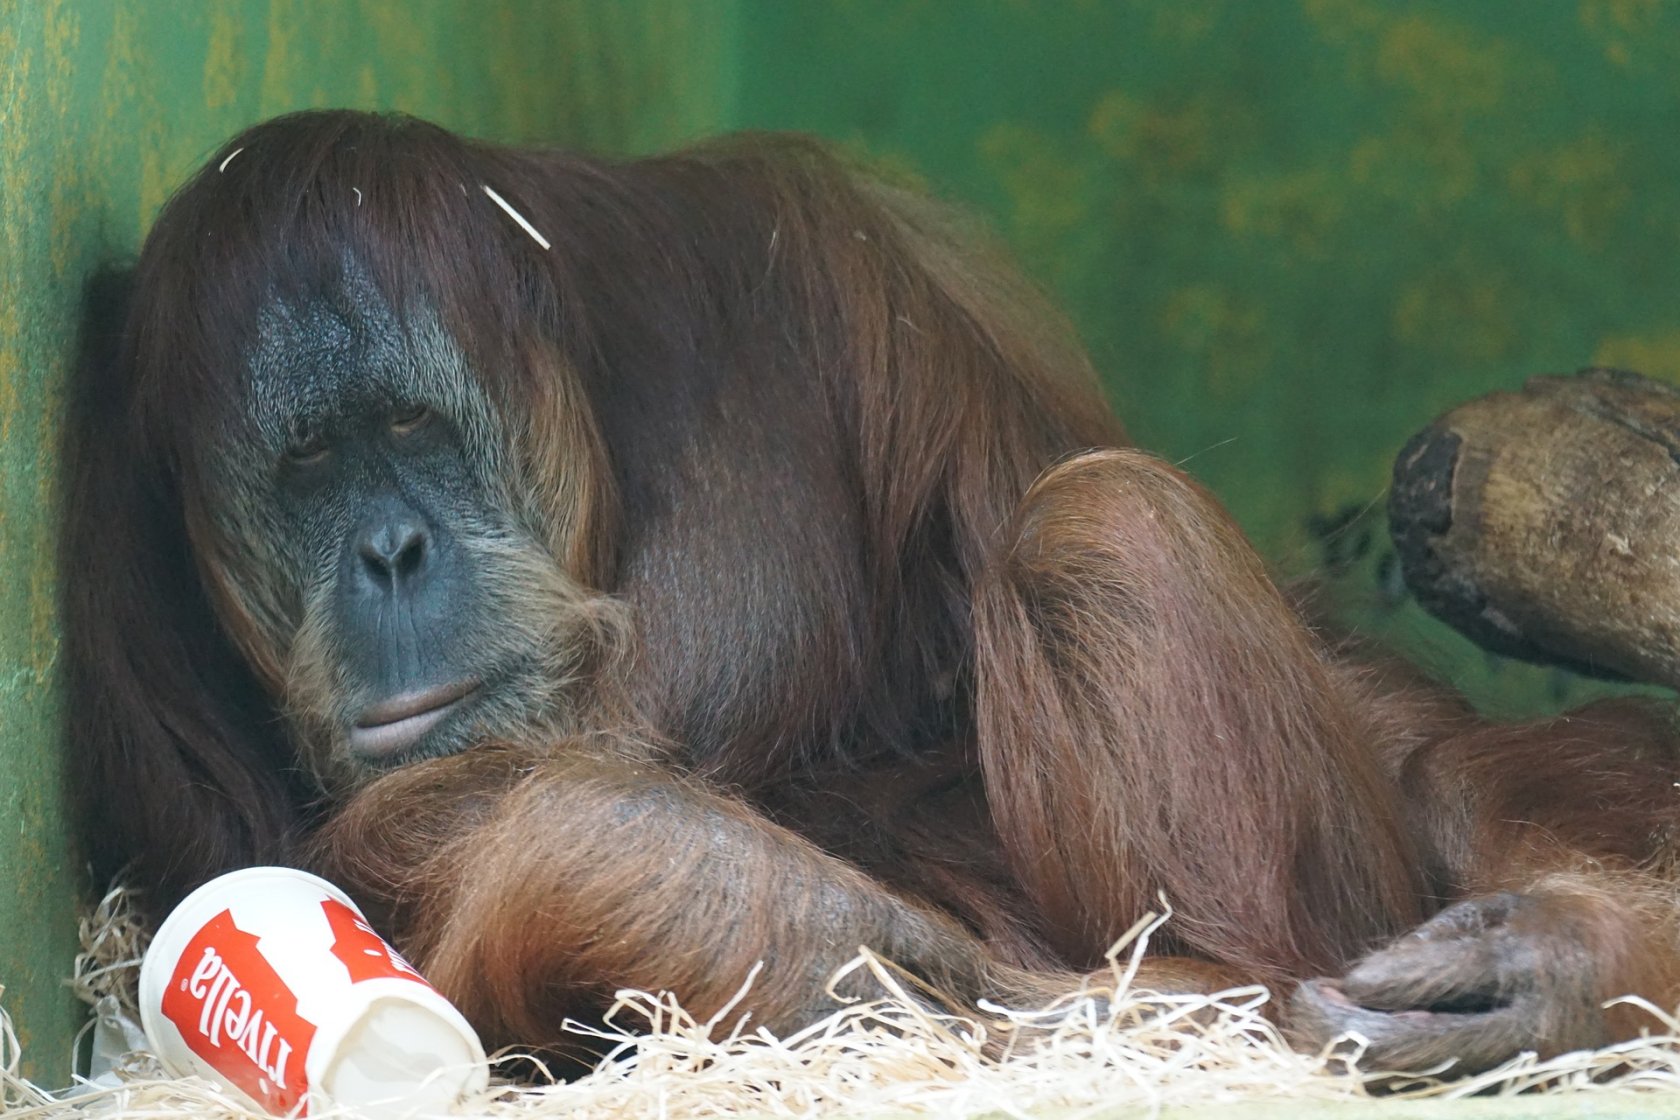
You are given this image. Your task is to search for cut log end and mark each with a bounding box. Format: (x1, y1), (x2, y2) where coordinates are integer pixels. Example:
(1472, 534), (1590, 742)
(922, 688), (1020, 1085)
(1388, 368), (1680, 689)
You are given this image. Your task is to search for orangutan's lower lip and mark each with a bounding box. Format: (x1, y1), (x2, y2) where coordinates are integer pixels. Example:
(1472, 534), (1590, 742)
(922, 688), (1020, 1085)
(350, 680), (480, 758)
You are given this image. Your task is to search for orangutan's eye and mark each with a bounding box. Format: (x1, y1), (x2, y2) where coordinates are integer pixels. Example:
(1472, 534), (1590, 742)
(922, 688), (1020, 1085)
(284, 431), (331, 466)
(390, 403), (432, 435)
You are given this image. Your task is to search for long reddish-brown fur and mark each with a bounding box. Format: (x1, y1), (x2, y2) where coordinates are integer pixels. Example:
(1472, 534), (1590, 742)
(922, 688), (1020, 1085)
(62, 111), (1680, 1073)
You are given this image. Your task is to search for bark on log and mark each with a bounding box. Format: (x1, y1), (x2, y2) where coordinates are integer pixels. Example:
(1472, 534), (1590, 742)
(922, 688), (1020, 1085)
(1389, 367), (1680, 690)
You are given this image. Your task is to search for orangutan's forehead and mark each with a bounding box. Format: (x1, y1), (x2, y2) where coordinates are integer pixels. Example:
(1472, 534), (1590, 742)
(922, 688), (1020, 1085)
(245, 277), (471, 439)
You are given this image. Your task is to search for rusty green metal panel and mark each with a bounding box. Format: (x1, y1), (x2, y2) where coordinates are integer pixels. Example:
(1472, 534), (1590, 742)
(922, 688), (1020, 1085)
(0, 0), (734, 1082)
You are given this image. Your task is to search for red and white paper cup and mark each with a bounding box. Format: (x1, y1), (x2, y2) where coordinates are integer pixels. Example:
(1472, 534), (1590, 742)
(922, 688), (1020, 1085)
(139, 867), (489, 1118)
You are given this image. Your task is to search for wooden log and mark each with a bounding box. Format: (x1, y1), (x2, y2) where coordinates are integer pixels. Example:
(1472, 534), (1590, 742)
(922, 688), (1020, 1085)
(1389, 367), (1680, 690)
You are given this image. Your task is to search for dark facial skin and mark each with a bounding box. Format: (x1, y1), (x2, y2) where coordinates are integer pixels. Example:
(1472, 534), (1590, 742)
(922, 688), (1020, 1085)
(198, 268), (594, 791)
(287, 383), (485, 756)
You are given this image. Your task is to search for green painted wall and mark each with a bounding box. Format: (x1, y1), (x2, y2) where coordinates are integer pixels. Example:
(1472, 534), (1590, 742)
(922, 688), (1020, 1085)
(0, 0), (732, 1082)
(732, 0), (1680, 714)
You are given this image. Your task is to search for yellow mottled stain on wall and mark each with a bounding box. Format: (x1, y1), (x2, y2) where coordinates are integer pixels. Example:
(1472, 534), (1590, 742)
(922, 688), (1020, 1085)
(488, 3), (534, 137)
(42, 0), (82, 281)
(1300, 0), (1384, 45)
(1086, 91), (1141, 158)
(204, 4), (245, 110)
(0, 12), (30, 210)
(1350, 131), (1481, 213)
(1160, 285), (1271, 397)
(0, 9), (31, 454)
(366, 3), (436, 113)
(1581, 0), (1661, 67)
(95, 2), (175, 240)
(28, 513), (58, 681)
(96, 3), (140, 157)
(1149, 0), (1219, 44)
(1392, 271), (1518, 365)
(358, 63), (380, 106)
(1506, 134), (1630, 246)
(260, 0), (300, 116)
(138, 144), (172, 241)
(1220, 168), (1346, 258)
(40, 0), (74, 116)
(1304, 1), (1536, 215)
(1087, 90), (1217, 181)
(1305, 0), (1519, 113)
(1592, 332), (1680, 382)
(0, 313), (20, 456)
(1376, 14), (1509, 114)
(978, 123), (1092, 246)
(0, 370), (16, 485)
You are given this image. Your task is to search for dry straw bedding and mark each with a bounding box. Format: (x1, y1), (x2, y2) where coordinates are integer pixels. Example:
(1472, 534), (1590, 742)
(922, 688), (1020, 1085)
(7, 892), (1680, 1119)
